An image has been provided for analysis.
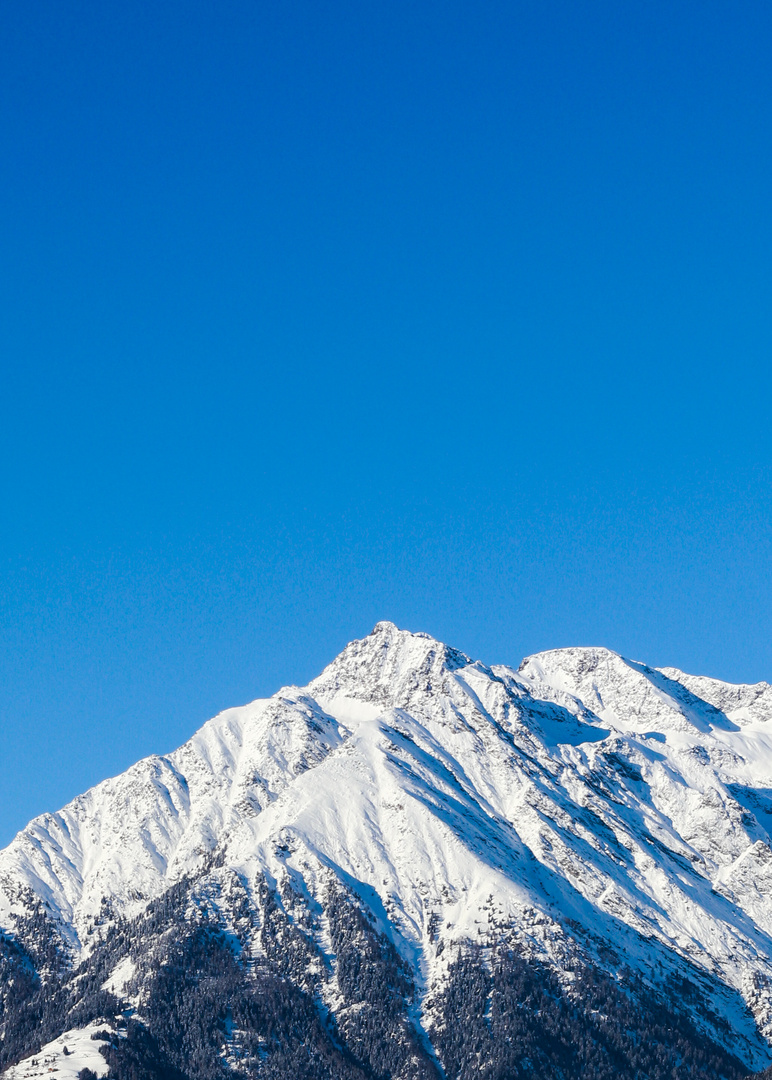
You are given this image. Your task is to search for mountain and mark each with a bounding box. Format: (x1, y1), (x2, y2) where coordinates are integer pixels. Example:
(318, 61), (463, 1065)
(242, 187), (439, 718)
(3, 622), (772, 1080)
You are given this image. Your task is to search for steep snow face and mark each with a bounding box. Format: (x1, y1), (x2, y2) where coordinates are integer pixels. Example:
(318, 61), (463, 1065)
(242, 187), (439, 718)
(0, 692), (343, 941)
(3, 624), (772, 1065)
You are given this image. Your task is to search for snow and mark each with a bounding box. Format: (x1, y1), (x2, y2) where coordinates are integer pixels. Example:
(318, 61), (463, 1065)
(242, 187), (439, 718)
(1, 1022), (112, 1080)
(3, 623), (772, 1065)
(101, 956), (136, 997)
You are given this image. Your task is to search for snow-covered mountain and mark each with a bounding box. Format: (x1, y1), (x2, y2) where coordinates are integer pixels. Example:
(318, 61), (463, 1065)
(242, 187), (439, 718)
(3, 622), (772, 1080)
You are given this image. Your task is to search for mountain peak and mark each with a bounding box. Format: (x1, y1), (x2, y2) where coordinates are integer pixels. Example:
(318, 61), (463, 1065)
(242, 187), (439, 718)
(4, 627), (772, 1075)
(307, 621), (472, 707)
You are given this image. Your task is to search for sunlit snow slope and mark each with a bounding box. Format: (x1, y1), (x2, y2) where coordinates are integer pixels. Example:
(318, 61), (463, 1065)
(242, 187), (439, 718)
(3, 623), (772, 1066)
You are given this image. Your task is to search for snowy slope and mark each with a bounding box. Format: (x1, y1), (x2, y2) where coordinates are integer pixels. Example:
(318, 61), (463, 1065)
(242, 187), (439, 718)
(1, 1022), (111, 1080)
(3, 623), (772, 1067)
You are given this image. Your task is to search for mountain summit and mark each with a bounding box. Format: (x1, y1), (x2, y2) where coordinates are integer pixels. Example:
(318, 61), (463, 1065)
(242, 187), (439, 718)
(3, 623), (772, 1080)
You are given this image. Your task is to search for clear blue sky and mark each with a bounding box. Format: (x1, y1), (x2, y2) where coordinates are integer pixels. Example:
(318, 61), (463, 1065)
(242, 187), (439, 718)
(1, 1), (771, 846)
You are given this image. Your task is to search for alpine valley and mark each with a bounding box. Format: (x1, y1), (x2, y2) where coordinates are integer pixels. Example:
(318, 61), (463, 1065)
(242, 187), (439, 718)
(4, 622), (772, 1080)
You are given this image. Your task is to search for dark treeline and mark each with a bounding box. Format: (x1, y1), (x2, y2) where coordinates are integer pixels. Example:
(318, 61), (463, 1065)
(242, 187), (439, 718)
(432, 943), (750, 1080)
(1, 869), (770, 1080)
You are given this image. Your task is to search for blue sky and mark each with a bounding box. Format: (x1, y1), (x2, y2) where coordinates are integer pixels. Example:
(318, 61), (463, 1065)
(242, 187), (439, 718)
(1, 0), (771, 845)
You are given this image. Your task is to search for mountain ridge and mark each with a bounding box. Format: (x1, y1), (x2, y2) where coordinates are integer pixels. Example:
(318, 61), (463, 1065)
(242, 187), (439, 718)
(3, 622), (772, 1079)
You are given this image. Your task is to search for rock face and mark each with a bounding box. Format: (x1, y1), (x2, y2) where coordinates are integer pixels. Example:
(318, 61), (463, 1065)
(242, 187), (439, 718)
(3, 622), (772, 1079)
